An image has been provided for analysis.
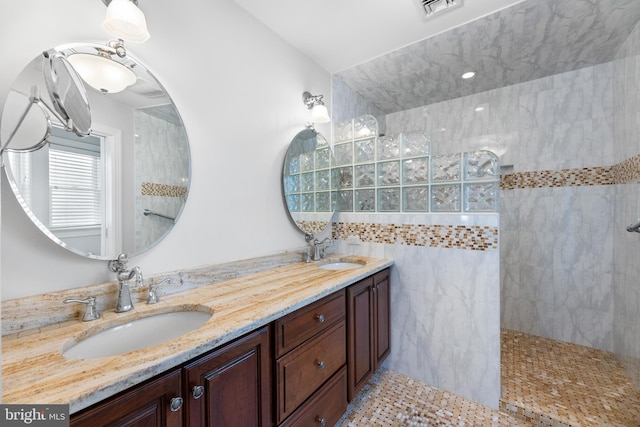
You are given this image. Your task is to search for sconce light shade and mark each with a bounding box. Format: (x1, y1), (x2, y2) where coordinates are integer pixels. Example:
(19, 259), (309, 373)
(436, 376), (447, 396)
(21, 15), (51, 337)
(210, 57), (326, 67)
(310, 104), (330, 124)
(302, 91), (330, 124)
(68, 53), (137, 94)
(103, 0), (150, 42)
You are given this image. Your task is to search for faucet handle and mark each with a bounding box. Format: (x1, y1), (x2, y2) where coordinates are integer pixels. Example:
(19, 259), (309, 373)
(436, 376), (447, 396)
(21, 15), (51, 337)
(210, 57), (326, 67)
(147, 278), (170, 304)
(64, 296), (101, 321)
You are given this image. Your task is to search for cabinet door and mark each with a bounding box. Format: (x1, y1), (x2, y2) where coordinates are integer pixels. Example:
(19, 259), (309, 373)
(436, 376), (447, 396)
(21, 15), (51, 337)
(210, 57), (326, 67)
(70, 369), (183, 427)
(183, 326), (271, 427)
(373, 268), (391, 366)
(346, 276), (374, 401)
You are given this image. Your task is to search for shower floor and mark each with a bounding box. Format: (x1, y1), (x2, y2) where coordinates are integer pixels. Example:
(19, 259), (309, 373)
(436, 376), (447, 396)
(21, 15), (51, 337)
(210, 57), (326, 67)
(500, 329), (640, 427)
(339, 330), (640, 426)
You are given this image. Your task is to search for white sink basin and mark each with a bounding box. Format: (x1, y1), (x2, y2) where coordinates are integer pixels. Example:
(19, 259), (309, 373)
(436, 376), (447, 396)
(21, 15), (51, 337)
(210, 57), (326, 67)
(62, 310), (212, 359)
(317, 261), (365, 270)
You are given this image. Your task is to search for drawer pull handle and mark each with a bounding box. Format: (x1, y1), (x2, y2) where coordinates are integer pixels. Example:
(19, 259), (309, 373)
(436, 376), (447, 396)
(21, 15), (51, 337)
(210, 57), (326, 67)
(316, 416), (326, 426)
(192, 385), (205, 399)
(316, 360), (325, 369)
(315, 314), (325, 323)
(170, 397), (183, 412)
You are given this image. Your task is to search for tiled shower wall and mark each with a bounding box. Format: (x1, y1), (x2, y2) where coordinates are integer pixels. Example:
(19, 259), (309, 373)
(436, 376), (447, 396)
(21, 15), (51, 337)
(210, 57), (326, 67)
(134, 109), (189, 253)
(613, 20), (640, 389)
(385, 62), (618, 353)
(332, 212), (501, 409)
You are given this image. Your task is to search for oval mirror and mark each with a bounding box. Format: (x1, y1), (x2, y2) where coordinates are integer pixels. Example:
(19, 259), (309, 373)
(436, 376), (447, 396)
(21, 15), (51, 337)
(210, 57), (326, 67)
(1, 42), (191, 260)
(283, 128), (336, 236)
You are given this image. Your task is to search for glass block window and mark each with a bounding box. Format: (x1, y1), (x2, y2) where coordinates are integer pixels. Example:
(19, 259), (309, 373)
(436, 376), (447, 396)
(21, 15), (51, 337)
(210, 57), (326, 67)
(332, 115), (500, 213)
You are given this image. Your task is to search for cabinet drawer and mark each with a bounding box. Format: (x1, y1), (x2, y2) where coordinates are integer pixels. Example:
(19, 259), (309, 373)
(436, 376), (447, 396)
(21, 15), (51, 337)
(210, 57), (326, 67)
(275, 290), (345, 357)
(277, 321), (346, 423)
(280, 366), (347, 427)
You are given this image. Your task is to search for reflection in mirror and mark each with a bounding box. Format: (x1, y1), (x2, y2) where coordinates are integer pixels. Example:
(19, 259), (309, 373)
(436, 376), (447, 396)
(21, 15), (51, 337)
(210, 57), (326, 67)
(0, 50), (92, 153)
(283, 127), (336, 236)
(1, 43), (191, 260)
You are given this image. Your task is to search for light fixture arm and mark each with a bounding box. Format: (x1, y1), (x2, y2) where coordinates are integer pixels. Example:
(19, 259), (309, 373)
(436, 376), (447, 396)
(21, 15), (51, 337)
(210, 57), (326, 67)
(302, 91), (325, 109)
(107, 39), (128, 58)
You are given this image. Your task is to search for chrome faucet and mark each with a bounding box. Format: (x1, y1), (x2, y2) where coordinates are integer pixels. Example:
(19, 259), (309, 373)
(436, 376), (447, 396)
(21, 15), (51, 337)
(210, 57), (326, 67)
(108, 253), (143, 313)
(312, 237), (332, 261)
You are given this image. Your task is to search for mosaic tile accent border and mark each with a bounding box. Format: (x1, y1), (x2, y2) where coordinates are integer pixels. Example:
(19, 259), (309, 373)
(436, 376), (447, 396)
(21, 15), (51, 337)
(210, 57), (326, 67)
(501, 154), (640, 190)
(612, 153), (640, 184)
(141, 182), (188, 198)
(332, 221), (499, 251)
(501, 167), (614, 190)
(293, 220), (329, 235)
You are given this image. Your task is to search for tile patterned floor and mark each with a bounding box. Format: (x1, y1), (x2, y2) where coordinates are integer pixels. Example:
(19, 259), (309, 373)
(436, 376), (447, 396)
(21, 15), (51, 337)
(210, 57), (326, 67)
(338, 368), (529, 426)
(339, 329), (640, 426)
(500, 329), (640, 427)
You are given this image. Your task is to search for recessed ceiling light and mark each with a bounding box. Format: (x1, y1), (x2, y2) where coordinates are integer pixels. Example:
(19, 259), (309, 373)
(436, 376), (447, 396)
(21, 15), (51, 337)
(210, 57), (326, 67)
(462, 71), (476, 79)
(474, 106), (485, 112)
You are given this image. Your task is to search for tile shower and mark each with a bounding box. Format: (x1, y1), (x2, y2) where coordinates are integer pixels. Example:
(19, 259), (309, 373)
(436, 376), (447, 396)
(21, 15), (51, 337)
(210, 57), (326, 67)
(330, 11), (640, 414)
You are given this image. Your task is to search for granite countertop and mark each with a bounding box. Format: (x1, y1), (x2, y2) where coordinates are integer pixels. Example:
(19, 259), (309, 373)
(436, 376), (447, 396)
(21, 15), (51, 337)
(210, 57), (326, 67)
(2, 255), (392, 413)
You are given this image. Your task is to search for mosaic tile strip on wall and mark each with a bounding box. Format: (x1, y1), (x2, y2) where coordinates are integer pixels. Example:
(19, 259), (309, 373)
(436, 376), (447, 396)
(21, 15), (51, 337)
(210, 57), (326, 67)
(501, 153), (640, 190)
(334, 115), (501, 213)
(141, 182), (188, 198)
(332, 221), (499, 251)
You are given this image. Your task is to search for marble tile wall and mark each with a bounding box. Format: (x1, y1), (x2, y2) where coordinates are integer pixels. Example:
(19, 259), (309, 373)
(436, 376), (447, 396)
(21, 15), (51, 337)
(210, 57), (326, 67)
(384, 62), (617, 353)
(613, 20), (640, 389)
(332, 75), (386, 136)
(134, 110), (189, 253)
(332, 212), (501, 409)
(336, 0), (640, 115)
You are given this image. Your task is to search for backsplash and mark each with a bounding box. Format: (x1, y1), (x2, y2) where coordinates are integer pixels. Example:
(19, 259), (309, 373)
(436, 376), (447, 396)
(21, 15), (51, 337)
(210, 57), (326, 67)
(1, 250), (305, 336)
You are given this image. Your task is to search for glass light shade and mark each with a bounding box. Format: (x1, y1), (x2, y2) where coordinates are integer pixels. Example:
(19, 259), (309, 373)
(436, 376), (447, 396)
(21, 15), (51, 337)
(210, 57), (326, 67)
(103, 0), (150, 42)
(67, 53), (137, 94)
(310, 104), (330, 124)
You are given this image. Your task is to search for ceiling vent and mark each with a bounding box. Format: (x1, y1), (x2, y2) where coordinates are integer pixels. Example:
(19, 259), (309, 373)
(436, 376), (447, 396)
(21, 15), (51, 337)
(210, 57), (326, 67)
(418, 0), (462, 18)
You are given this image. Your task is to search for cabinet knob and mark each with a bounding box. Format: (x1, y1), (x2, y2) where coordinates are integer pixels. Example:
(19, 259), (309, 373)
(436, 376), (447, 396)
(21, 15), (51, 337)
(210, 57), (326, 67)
(316, 416), (326, 426)
(192, 385), (205, 399)
(315, 314), (325, 323)
(170, 397), (183, 412)
(316, 360), (325, 369)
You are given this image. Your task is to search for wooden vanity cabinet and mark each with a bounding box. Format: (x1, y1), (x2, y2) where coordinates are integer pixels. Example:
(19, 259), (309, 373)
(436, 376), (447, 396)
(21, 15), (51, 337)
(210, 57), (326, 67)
(69, 267), (390, 426)
(70, 326), (271, 427)
(70, 368), (183, 427)
(183, 325), (271, 427)
(347, 267), (391, 401)
(275, 290), (348, 426)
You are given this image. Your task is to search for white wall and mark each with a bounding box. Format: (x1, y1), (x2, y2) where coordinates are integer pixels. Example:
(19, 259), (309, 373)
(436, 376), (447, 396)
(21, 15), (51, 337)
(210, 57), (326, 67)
(0, 0), (331, 299)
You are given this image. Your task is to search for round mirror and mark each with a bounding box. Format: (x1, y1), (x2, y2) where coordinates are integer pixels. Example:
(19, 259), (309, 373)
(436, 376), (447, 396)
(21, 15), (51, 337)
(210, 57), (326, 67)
(282, 128), (336, 236)
(1, 42), (191, 260)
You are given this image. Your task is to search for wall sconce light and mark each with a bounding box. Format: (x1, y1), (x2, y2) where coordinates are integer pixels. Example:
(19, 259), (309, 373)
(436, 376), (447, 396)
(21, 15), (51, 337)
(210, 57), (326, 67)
(102, 0), (150, 42)
(67, 40), (137, 94)
(302, 91), (330, 124)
